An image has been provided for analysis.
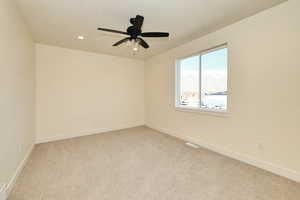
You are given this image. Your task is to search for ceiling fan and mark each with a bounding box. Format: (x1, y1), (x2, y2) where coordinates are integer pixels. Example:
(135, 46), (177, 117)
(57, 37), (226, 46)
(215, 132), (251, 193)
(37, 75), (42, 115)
(97, 15), (169, 52)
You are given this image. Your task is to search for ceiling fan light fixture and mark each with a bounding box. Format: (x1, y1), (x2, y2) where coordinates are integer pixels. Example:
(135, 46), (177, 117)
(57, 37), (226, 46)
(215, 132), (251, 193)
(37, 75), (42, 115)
(132, 39), (140, 52)
(126, 39), (132, 47)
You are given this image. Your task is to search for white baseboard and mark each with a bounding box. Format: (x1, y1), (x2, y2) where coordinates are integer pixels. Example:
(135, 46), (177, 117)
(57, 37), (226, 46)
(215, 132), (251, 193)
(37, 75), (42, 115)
(36, 124), (145, 144)
(4, 144), (35, 199)
(0, 184), (6, 200)
(146, 124), (300, 183)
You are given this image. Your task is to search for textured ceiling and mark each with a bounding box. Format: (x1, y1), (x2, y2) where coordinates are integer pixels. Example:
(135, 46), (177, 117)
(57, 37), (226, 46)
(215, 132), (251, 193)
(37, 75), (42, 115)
(15, 0), (286, 59)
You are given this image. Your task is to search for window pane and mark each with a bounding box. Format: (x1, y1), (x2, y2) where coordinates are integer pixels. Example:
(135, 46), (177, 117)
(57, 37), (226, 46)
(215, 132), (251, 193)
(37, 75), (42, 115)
(179, 55), (199, 107)
(201, 48), (227, 110)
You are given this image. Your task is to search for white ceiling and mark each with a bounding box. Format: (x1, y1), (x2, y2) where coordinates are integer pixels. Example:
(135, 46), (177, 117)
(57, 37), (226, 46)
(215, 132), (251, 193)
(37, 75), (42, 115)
(15, 0), (286, 59)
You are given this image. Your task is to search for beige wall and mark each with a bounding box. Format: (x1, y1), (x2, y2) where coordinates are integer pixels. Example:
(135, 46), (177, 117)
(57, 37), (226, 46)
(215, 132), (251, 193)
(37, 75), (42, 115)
(36, 44), (145, 142)
(145, 0), (300, 176)
(0, 0), (35, 184)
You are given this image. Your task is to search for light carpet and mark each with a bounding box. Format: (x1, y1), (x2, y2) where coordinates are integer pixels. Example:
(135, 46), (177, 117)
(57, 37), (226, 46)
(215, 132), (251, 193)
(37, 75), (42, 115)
(8, 126), (300, 200)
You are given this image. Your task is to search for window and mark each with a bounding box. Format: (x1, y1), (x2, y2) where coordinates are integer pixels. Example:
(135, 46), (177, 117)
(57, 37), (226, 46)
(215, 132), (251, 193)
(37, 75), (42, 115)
(176, 45), (228, 112)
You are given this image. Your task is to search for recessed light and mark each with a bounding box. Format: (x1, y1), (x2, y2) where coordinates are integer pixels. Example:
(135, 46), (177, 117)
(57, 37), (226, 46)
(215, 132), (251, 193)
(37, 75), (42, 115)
(77, 35), (85, 40)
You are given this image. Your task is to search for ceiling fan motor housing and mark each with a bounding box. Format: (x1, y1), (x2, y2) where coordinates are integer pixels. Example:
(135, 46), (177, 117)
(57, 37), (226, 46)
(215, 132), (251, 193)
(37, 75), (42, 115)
(127, 15), (144, 39)
(127, 26), (141, 39)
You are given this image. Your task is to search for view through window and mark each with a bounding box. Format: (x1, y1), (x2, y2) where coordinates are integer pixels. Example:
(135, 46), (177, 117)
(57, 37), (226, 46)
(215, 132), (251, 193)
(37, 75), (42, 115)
(176, 46), (228, 111)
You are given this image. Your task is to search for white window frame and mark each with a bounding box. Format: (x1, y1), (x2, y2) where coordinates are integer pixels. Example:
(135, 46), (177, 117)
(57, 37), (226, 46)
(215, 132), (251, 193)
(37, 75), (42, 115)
(175, 44), (229, 116)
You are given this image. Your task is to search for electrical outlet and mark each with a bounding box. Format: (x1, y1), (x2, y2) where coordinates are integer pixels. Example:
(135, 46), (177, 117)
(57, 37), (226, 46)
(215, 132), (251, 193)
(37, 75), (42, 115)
(258, 143), (264, 151)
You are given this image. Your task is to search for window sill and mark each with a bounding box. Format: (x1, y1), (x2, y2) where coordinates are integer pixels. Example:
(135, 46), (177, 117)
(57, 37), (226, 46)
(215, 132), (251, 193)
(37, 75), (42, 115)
(175, 106), (230, 117)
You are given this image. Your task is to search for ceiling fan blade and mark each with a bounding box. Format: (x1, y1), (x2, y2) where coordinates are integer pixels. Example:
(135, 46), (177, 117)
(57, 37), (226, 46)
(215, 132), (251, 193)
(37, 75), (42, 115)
(97, 28), (129, 35)
(141, 32), (169, 37)
(113, 37), (131, 46)
(138, 38), (149, 49)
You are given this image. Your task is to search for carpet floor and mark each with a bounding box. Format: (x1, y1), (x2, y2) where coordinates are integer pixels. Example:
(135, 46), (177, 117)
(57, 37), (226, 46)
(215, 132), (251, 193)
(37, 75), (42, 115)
(8, 126), (300, 200)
